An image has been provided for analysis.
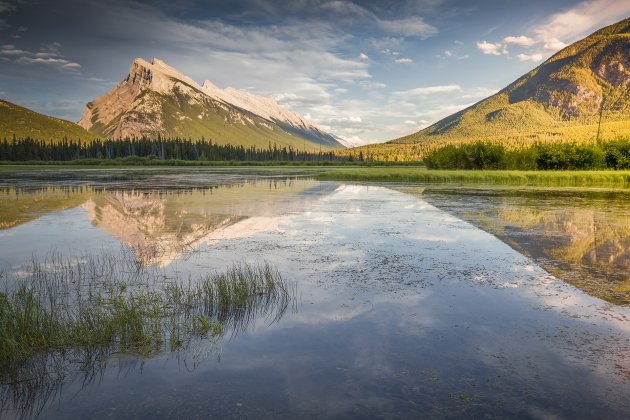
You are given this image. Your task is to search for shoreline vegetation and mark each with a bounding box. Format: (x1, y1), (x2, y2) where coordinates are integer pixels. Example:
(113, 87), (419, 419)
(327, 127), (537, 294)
(315, 168), (630, 188)
(424, 139), (630, 170)
(0, 252), (295, 387)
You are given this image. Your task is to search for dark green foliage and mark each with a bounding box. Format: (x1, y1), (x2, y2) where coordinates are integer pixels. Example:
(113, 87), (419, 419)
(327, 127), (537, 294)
(424, 142), (507, 170)
(0, 137), (347, 163)
(424, 139), (630, 170)
(602, 139), (630, 169)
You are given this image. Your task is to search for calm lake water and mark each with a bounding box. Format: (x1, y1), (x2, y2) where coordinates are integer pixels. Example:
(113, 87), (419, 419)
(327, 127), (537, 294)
(1, 168), (630, 419)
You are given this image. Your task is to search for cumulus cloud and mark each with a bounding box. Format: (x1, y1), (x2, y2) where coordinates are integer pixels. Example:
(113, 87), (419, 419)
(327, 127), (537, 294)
(516, 53), (543, 62)
(533, 0), (630, 51)
(476, 41), (506, 56)
(503, 35), (536, 46)
(394, 58), (413, 64)
(358, 52), (369, 60)
(478, 0), (630, 63)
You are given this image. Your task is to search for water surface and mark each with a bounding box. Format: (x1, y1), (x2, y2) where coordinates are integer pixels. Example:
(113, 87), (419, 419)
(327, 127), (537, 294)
(1, 169), (630, 419)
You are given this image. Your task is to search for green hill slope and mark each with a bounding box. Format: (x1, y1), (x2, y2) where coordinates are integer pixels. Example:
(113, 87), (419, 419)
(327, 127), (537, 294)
(0, 99), (98, 143)
(391, 17), (630, 148)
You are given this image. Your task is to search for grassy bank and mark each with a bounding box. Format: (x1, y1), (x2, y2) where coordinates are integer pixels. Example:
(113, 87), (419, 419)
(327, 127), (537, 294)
(315, 167), (630, 188)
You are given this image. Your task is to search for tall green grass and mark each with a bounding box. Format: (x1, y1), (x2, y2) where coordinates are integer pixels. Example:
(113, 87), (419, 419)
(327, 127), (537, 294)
(0, 252), (295, 414)
(315, 167), (630, 188)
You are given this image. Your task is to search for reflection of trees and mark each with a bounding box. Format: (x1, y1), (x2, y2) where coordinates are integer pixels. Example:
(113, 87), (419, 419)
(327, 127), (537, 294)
(2, 178), (326, 267)
(496, 206), (630, 302)
(0, 186), (93, 229)
(0, 252), (296, 418)
(422, 189), (630, 305)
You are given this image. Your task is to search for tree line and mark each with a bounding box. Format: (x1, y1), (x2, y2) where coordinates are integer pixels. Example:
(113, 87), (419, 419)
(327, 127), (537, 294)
(0, 137), (347, 162)
(424, 139), (630, 170)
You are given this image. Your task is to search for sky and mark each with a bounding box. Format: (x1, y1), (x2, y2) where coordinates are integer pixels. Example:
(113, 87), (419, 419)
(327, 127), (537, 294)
(0, 0), (629, 144)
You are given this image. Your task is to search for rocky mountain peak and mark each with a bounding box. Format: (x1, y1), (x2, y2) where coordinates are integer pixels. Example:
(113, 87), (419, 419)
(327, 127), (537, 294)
(78, 57), (344, 148)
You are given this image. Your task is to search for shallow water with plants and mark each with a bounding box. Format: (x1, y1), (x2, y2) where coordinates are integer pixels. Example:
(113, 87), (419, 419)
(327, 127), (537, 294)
(1, 168), (630, 419)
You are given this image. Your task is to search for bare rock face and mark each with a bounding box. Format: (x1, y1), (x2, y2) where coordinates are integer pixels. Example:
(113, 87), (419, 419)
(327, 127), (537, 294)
(78, 57), (344, 148)
(594, 54), (630, 89)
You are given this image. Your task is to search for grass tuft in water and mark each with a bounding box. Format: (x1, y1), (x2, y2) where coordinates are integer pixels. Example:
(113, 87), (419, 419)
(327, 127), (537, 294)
(0, 253), (295, 386)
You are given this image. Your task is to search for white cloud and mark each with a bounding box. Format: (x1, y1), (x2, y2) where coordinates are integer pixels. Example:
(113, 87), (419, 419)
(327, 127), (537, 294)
(16, 57), (81, 68)
(516, 53), (543, 62)
(533, 0), (630, 52)
(272, 92), (299, 103)
(0, 43), (81, 72)
(394, 58), (413, 64)
(503, 35), (536, 46)
(478, 0), (630, 64)
(377, 17), (437, 39)
(393, 85), (462, 99)
(476, 40), (506, 56)
(358, 52), (369, 60)
(380, 48), (400, 56)
(330, 116), (362, 124)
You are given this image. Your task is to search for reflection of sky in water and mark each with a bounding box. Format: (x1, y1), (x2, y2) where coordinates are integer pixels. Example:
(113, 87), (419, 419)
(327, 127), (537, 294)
(2, 180), (630, 418)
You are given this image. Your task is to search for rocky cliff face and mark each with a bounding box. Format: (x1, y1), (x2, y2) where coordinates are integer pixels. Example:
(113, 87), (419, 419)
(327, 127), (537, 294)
(79, 58), (344, 149)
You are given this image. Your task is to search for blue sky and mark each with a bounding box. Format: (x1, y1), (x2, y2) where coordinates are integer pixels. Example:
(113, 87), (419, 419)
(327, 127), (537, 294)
(0, 0), (628, 143)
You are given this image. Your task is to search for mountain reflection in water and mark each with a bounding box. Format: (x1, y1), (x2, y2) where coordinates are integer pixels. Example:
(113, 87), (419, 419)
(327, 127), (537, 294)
(0, 179), (331, 266)
(417, 188), (630, 305)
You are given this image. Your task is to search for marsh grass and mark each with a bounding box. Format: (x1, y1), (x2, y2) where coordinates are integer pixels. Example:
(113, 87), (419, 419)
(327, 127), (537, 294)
(315, 167), (630, 188)
(0, 252), (295, 416)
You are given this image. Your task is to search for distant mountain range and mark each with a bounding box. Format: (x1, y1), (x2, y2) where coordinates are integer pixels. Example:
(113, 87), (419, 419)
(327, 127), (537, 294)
(392, 17), (630, 146)
(78, 58), (344, 150)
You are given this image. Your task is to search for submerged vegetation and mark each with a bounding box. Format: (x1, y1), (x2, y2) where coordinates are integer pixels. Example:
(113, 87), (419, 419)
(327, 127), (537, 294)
(424, 139), (630, 170)
(0, 252), (295, 414)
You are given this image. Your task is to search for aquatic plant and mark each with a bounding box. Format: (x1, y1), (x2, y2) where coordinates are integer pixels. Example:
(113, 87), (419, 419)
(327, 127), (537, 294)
(0, 251), (295, 415)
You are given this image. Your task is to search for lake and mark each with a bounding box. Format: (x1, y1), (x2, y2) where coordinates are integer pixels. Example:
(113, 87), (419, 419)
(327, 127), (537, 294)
(1, 168), (630, 419)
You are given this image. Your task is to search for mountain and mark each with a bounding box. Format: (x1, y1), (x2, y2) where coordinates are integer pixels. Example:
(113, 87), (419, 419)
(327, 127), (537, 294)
(79, 58), (344, 150)
(0, 99), (97, 143)
(392, 17), (630, 146)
